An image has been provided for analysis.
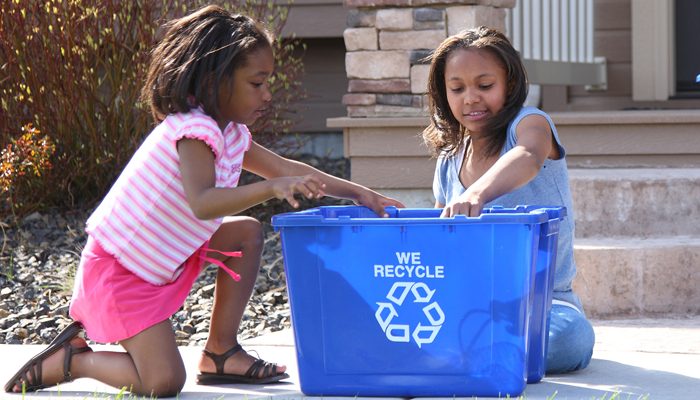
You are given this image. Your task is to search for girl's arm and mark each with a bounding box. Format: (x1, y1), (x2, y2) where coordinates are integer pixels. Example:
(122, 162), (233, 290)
(441, 114), (555, 217)
(243, 141), (405, 216)
(178, 139), (326, 220)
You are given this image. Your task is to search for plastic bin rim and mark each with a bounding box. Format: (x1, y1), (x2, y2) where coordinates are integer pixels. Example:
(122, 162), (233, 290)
(272, 206), (561, 228)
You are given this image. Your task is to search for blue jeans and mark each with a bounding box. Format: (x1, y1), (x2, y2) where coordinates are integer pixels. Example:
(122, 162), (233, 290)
(545, 303), (595, 373)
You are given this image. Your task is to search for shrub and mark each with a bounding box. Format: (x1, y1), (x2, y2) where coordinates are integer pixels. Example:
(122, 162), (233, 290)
(0, 124), (56, 216)
(0, 0), (305, 218)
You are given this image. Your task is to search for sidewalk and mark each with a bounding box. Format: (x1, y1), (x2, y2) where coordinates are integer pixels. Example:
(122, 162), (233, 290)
(1, 317), (698, 400)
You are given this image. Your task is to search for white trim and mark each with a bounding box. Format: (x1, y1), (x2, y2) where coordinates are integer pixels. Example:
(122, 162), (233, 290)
(631, 0), (675, 101)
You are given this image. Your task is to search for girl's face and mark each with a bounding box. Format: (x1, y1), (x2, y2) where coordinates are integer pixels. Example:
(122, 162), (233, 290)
(444, 48), (507, 136)
(217, 46), (274, 128)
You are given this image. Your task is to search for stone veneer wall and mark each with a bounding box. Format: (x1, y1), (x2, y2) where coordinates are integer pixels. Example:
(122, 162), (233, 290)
(341, 0), (515, 118)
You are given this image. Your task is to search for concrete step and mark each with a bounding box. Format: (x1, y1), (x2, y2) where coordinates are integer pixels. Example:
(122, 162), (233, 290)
(570, 168), (700, 238)
(573, 236), (700, 318)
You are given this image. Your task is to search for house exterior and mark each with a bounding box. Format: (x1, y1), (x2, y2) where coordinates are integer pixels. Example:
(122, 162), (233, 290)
(283, 0), (700, 318)
(284, 0), (700, 162)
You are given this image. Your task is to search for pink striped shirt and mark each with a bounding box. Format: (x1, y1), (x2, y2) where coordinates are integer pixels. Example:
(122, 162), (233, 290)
(86, 108), (251, 285)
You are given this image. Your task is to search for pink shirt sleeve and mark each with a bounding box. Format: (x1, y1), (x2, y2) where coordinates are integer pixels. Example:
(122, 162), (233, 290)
(174, 115), (224, 160)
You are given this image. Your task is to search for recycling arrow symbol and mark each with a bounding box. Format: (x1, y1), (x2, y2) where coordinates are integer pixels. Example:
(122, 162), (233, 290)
(375, 281), (444, 348)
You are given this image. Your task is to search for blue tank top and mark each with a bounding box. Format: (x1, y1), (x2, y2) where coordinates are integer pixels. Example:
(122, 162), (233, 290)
(432, 106), (582, 309)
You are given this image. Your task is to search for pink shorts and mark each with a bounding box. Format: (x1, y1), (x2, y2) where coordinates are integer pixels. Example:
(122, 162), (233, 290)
(69, 236), (205, 343)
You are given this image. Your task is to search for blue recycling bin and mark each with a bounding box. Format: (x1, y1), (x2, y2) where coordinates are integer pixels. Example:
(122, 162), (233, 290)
(272, 205), (563, 397)
(484, 206), (564, 383)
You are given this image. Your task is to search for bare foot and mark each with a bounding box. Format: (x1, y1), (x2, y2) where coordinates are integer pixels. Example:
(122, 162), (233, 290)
(198, 345), (286, 378)
(8, 336), (90, 393)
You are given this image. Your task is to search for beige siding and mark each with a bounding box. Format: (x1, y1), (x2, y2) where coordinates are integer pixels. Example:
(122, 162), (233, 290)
(282, 1), (347, 134)
(595, 0), (631, 30)
(555, 110), (700, 168)
(344, 125), (434, 188)
(594, 30), (631, 64)
(283, 0), (346, 38)
(332, 109), (700, 191)
(350, 157), (435, 189)
(295, 38), (347, 133)
(344, 126), (429, 157)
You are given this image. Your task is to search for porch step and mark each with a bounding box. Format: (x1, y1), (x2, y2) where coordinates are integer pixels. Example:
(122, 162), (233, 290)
(569, 168), (700, 318)
(573, 236), (700, 318)
(569, 168), (700, 238)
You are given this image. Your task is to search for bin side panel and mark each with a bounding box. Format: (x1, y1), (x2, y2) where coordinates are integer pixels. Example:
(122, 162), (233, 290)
(280, 218), (537, 397)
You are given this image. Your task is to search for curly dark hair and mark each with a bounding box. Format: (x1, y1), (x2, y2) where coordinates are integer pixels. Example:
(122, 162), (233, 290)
(141, 5), (273, 122)
(422, 26), (528, 158)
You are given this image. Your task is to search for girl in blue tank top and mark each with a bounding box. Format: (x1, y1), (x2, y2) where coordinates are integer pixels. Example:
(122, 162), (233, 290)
(422, 26), (594, 374)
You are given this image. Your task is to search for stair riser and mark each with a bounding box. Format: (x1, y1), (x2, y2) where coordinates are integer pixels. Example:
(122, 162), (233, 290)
(570, 171), (700, 238)
(573, 242), (700, 318)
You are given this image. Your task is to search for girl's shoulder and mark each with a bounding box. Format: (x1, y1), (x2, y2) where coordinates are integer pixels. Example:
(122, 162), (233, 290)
(435, 145), (464, 172)
(163, 107), (220, 132)
(153, 108), (226, 159)
(507, 106), (557, 135)
(509, 106), (552, 126)
(505, 106), (566, 157)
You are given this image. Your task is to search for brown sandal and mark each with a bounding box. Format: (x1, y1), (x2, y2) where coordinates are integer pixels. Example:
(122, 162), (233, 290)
(196, 343), (289, 385)
(4, 321), (93, 393)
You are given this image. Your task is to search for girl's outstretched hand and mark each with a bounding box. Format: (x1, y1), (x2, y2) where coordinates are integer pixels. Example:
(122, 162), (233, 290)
(354, 190), (405, 218)
(270, 175), (326, 208)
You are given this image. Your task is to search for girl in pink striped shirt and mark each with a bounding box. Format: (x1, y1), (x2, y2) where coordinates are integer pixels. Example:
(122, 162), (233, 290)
(5, 5), (403, 397)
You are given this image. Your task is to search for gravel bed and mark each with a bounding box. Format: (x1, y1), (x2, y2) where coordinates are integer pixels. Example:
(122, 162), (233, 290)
(0, 156), (350, 346)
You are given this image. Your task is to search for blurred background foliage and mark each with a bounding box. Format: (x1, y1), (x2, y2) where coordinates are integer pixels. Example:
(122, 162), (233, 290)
(0, 0), (306, 219)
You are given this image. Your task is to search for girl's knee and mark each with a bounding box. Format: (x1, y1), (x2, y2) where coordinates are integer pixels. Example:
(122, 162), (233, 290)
(226, 217), (264, 249)
(549, 306), (595, 345)
(242, 218), (264, 247)
(546, 305), (595, 373)
(140, 368), (186, 398)
(220, 217), (264, 247)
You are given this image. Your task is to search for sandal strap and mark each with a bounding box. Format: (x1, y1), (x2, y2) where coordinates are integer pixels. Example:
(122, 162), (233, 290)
(10, 344), (91, 391)
(20, 362), (41, 389)
(245, 359), (278, 379)
(62, 343), (92, 383)
(202, 344), (243, 375)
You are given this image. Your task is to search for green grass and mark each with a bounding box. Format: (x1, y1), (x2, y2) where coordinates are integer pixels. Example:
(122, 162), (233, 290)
(18, 383), (182, 399)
